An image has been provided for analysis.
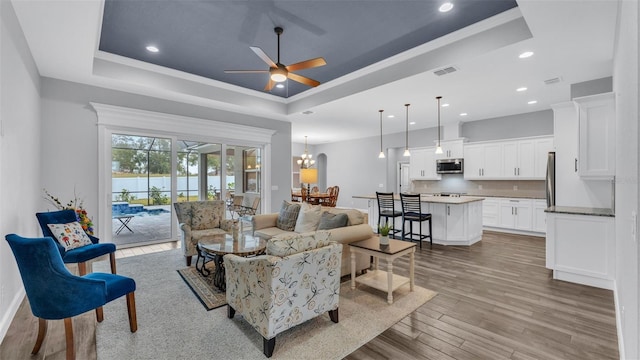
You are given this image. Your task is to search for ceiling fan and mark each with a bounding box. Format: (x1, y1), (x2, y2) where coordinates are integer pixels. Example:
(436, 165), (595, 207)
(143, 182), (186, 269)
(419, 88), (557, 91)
(225, 27), (327, 91)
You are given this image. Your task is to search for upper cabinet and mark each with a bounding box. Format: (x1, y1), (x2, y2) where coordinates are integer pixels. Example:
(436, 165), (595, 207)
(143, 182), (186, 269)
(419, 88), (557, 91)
(435, 139), (464, 159)
(463, 136), (553, 180)
(409, 148), (441, 180)
(574, 93), (615, 179)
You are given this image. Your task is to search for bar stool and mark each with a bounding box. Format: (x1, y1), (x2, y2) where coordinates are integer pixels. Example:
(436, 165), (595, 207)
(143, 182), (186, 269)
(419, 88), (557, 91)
(400, 193), (432, 249)
(376, 192), (402, 238)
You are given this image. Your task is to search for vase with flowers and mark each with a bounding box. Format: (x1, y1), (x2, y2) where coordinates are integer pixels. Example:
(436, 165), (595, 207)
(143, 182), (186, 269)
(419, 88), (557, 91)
(43, 188), (95, 235)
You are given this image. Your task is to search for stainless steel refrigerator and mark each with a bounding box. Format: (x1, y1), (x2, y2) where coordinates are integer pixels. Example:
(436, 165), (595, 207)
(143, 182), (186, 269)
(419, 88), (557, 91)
(545, 152), (555, 208)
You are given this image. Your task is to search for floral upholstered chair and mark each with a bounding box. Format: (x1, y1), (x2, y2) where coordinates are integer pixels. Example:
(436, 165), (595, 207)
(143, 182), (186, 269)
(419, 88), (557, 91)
(173, 200), (233, 266)
(225, 231), (341, 358)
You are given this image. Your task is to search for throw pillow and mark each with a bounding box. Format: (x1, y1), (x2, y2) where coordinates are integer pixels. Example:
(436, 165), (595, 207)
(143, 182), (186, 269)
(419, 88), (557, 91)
(294, 202), (323, 233)
(47, 222), (93, 251)
(317, 212), (349, 230)
(267, 231), (332, 257)
(276, 201), (300, 231)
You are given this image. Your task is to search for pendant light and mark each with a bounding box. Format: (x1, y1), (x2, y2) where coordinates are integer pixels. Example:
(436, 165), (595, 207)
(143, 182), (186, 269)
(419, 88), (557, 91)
(378, 110), (386, 158)
(403, 104), (411, 157)
(435, 96), (444, 154)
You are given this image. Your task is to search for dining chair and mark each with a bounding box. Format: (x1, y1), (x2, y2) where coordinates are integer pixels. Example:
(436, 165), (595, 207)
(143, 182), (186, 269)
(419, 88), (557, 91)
(5, 234), (137, 360)
(375, 192), (402, 237)
(399, 193), (432, 249)
(36, 209), (117, 276)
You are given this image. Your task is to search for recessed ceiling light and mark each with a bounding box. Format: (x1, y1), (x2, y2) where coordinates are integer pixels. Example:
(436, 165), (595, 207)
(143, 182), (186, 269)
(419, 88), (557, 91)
(516, 87), (527, 92)
(302, 110), (314, 115)
(439, 2), (454, 12)
(409, 121), (416, 125)
(146, 45), (159, 53)
(528, 100), (538, 105)
(519, 51), (534, 59)
(276, 84), (284, 89)
(442, 103), (450, 107)
(387, 115), (395, 118)
(460, 113), (468, 116)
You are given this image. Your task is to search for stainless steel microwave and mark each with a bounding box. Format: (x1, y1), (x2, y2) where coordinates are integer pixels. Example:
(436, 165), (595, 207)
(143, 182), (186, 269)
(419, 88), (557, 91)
(436, 158), (464, 174)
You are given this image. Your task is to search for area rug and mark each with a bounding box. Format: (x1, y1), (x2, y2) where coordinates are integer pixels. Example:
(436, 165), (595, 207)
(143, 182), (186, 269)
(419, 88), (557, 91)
(94, 249), (437, 360)
(177, 262), (226, 310)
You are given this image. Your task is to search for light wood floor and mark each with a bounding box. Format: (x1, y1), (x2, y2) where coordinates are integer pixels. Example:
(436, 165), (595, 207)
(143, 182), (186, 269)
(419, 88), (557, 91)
(1, 232), (618, 359)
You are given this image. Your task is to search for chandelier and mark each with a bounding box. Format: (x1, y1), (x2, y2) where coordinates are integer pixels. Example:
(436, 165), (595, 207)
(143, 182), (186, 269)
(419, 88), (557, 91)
(297, 136), (316, 169)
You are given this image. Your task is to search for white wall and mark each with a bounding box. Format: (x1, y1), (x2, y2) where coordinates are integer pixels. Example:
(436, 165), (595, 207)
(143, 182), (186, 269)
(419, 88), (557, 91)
(613, 0), (639, 358)
(0, 1), (42, 340)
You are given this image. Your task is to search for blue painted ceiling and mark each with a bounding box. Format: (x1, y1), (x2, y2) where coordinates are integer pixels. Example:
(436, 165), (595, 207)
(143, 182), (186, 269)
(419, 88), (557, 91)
(99, 0), (518, 98)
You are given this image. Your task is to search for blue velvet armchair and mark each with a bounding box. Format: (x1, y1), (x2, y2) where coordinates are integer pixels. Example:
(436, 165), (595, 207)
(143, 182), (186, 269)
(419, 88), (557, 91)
(36, 209), (116, 275)
(5, 234), (137, 360)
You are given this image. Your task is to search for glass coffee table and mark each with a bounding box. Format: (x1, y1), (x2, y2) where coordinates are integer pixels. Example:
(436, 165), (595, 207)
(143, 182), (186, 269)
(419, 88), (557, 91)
(197, 234), (266, 291)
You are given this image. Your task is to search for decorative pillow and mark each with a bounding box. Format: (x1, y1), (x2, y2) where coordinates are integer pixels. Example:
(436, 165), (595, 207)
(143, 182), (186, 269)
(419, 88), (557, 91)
(317, 212), (349, 230)
(294, 203), (323, 233)
(47, 222), (93, 251)
(267, 231), (331, 257)
(276, 201), (300, 231)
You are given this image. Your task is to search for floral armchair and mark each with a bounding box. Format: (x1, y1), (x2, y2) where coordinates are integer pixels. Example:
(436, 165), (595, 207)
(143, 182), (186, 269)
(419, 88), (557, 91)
(173, 200), (233, 266)
(225, 231), (341, 358)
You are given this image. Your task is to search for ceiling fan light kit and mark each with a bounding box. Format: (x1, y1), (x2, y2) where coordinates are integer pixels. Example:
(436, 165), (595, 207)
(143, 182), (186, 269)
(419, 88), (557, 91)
(225, 26), (326, 91)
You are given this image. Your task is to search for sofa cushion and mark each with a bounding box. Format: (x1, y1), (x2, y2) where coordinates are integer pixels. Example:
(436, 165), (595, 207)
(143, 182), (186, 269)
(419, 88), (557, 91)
(294, 203), (322, 233)
(267, 231), (331, 257)
(317, 212), (349, 230)
(254, 227), (291, 240)
(324, 207), (365, 226)
(276, 201), (300, 231)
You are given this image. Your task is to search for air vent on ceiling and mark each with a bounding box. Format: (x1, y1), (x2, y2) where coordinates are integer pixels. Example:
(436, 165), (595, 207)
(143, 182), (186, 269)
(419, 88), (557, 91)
(302, 110), (314, 115)
(433, 66), (458, 76)
(544, 77), (562, 85)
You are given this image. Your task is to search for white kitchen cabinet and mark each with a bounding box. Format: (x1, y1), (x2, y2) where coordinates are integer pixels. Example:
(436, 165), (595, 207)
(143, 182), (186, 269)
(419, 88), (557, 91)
(429, 201), (482, 245)
(445, 203), (466, 241)
(498, 198), (532, 231)
(546, 212), (615, 289)
(574, 92), (615, 179)
(482, 198), (500, 227)
(463, 143), (502, 179)
(534, 137), (554, 178)
(533, 200), (547, 233)
(435, 139), (464, 159)
(502, 140), (534, 178)
(409, 148), (440, 180)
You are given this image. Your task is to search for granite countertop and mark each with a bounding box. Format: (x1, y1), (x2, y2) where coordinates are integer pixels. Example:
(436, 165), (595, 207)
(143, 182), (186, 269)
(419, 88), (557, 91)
(545, 206), (615, 217)
(352, 194), (484, 204)
(422, 190), (545, 199)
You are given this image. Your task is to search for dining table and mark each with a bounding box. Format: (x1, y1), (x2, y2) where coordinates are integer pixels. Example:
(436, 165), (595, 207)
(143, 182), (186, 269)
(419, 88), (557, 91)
(292, 191), (330, 205)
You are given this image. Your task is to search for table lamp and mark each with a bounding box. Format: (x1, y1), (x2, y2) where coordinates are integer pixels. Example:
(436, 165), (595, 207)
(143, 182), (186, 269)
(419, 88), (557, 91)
(300, 168), (318, 203)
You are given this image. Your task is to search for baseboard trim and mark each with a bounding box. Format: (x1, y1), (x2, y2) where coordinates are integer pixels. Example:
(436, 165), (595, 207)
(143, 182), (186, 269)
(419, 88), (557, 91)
(613, 281), (625, 360)
(483, 226), (545, 237)
(0, 288), (25, 343)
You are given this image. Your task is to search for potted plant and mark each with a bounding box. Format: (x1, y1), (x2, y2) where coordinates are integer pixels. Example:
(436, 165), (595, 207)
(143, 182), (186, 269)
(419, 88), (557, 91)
(378, 223), (391, 245)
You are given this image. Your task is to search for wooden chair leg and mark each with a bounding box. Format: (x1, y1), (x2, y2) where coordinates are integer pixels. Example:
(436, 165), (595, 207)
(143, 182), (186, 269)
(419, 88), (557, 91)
(31, 317), (47, 355)
(126, 292), (138, 332)
(329, 308), (339, 323)
(227, 304), (236, 319)
(186, 255), (192, 267)
(64, 317), (75, 360)
(95, 306), (104, 322)
(77, 262), (87, 276)
(109, 252), (117, 274)
(263, 336), (276, 358)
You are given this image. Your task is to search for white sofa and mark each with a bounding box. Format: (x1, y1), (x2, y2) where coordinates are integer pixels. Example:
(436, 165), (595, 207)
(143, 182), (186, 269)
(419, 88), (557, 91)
(251, 203), (373, 276)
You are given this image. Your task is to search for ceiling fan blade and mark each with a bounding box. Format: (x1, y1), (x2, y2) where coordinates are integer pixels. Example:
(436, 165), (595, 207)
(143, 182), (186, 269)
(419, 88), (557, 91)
(250, 46), (277, 68)
(224, 70), (269, 73)
(286, 57), (327, 72)
(264, 78), (275, 91)
(288, 72), (320, 87)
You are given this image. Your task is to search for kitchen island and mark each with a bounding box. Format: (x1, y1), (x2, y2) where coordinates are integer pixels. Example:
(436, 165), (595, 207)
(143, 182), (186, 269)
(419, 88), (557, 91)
(353, 194), (484, 246)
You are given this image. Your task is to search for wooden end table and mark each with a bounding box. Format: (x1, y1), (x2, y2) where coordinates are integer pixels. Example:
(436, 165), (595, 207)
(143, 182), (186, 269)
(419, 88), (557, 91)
(197, 234), (266, 291)
(349, 237), (416, 304)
